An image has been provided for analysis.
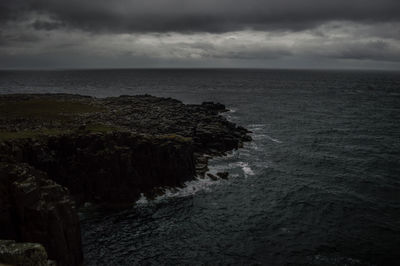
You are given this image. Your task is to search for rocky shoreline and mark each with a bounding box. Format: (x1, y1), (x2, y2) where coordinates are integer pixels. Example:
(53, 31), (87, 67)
(0, 94), (251, 265)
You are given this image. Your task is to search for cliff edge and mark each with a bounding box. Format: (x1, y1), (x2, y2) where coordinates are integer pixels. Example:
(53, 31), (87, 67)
(0, 94), (251, 265)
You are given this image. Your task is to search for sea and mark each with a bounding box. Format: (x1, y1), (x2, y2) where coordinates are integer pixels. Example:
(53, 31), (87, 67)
(0, 69), (399, 265)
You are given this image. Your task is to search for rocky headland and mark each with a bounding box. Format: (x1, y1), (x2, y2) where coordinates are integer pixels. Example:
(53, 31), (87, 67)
(0, 93), (251, 265)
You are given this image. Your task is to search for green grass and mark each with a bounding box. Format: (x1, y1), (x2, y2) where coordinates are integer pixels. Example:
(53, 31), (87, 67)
(0, 97), (120, 141)
(0, 99), (104, 120)
(82, 123), (119, 133)
(0, 128), (68, 141)
(0, 124), (120, 141)
(161, 134), (192, 143)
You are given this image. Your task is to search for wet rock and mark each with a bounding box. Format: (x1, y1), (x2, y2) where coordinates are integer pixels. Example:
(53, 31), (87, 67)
(216, 172), (229, 179)
(201, 101), (227, 113)
(207, 173), (218, 181)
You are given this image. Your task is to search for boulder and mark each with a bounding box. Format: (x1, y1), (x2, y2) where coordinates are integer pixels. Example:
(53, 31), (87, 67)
(216, 172), (229, 179)
(201, 101), (227, 112)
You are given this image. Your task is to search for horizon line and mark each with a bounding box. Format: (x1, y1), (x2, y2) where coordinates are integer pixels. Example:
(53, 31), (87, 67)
(0, 66), (399, 72)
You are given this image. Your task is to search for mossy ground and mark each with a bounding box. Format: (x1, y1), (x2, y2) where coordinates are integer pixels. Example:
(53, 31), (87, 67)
(0, 128), (66, 141)
(0, 123), (121, 141)
(0, 98), (116, 141)
(0, 124), (119, 141)
(161, 134), (192, 143)
(0, 98), (104, 120)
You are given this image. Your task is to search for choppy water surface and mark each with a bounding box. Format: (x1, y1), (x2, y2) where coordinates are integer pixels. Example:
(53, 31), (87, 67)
(1, 69), (399, 265)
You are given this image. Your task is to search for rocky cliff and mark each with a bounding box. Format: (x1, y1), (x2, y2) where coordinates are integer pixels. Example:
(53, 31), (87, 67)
(0, 94), (251, 265)
(0, 163), (82, 265)
(0, 132), (196, 205)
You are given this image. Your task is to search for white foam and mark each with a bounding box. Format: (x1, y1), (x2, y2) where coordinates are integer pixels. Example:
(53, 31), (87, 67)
(155, 176), (220, 201)
(133, 176), (221, 206)
(222, 149), (239, 158)
(248, 123), (265, 127)
(265, 134), (282, 143)
(251, 132), (282, 143)
(238, 162), (255, 177)
(248, 123), (265, 130)
(135, 193), (149, 205)
(237, 149), (252, 156)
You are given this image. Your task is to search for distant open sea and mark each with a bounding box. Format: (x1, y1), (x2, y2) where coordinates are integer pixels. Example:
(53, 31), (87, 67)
(1, 69), (399, 265)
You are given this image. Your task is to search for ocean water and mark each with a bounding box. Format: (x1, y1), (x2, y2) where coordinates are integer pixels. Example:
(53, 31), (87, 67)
(0, 69), (399, 265)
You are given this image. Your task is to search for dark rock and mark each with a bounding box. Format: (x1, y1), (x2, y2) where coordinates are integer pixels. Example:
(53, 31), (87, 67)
(0, 94), (251, 205)
(201, 101), (227, 112)
(0, 94), (252, 265)
(7, 132), (196, 205)
(216, 172), (229, 179)
(207, 173), (218, 181)
(0, 163), (83, 266)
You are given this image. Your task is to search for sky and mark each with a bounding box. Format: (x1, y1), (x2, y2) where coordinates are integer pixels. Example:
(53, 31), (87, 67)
(1, 0), (400, 70)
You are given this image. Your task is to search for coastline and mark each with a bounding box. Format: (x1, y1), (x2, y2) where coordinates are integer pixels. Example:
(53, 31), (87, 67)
(0, 93), (251, 265)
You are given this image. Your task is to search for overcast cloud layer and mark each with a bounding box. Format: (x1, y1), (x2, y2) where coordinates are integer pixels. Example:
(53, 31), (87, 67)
(1, 0), (400, 69)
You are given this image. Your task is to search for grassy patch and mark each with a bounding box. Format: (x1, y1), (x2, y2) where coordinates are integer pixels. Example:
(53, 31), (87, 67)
(0, 124), (120, 141)
(161, 134), (192, 143)
(0, 128), (69, 141)
(0, 99), (104, 120)
(83, 123), (119, 133)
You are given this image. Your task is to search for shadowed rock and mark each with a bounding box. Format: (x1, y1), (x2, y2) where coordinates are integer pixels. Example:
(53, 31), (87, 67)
(0, 163), (82, 265)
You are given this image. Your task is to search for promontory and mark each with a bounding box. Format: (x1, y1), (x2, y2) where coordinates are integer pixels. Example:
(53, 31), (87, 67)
(0, 93), (251, 265)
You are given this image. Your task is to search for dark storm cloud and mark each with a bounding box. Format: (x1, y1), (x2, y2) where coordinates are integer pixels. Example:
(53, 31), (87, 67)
(1, 0), (400, 33)
(0, 30), (41, 46)
(332, 40), (400, 62)
(1, 0), (400, 69)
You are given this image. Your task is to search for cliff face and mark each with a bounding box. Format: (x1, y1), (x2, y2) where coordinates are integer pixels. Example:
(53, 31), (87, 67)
(0, 163), (82, 266)
(0, 94), (251, 265)
(1, 132), (195, 205)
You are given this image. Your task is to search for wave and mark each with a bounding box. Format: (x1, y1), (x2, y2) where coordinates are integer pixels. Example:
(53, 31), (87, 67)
(248, 123), (266, 130)
(251, 133), (282, 143)
(135, 161), (256, 205)
(135, 193), (150, 205)
(134, 176), (223, 205)
(237, 162), (255, 177)
(157, 176), (221, 200)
